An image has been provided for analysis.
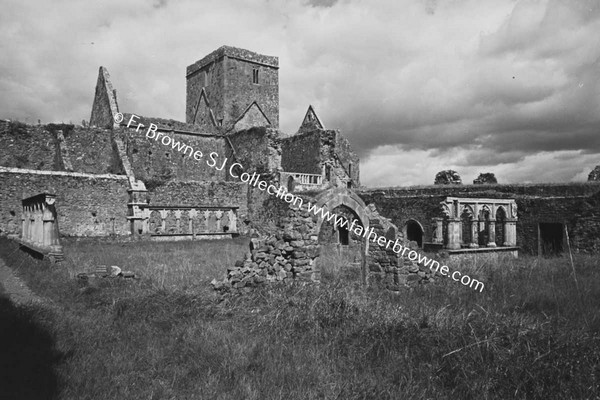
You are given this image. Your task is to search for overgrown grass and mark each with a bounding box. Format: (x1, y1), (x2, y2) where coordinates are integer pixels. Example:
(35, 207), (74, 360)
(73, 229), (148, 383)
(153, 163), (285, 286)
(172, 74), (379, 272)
(0, 237), (599, 399)
(62, 237), (250, 292)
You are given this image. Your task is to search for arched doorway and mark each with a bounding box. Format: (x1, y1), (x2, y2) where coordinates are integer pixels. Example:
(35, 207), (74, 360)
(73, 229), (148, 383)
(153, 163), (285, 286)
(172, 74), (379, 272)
(313, 188), (370, 284)
(405, 219), (423, 248)
(317, 205), (363, 281)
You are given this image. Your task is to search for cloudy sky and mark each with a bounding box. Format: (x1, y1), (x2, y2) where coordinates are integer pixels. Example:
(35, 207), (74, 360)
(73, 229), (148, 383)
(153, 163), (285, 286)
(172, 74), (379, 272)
(2, 0), (599, 187)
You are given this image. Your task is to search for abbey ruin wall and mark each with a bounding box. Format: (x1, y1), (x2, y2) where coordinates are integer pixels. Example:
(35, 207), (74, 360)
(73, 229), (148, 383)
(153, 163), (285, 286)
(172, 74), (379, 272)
(122, 129), (229, 183)
(281, 130), (322, 174)
(227, 127), (282, 175)
(359, 182), (600, 255)
(0, 168), (130, 237)
(0, 122), (61, 171)
(0, 122), (124, 175)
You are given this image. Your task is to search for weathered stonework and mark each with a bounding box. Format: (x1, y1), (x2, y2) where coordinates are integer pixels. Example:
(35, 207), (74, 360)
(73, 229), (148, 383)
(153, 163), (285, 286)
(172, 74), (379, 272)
(17, 193), (63, 262)
(89, 66), (119, 129)
(0, 167), (130, 237)
(5, 44), (600, 293)
(358, 183), (600, 256)
(186, 46), (279, 131)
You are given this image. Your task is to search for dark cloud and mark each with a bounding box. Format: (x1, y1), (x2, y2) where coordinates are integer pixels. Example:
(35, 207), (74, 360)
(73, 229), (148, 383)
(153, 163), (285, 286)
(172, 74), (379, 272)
(1, 0), (599, 186)
(305, 0), (339, 7)
(153, 0), (168, 9)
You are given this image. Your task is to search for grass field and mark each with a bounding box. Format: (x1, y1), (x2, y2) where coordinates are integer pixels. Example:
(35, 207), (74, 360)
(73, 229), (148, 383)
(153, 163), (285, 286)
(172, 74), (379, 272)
(0, 236), (599, 399)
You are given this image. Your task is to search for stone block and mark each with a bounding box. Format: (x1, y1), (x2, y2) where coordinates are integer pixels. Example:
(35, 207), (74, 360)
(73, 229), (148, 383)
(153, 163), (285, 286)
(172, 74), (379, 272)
(293, 251), (306, 258)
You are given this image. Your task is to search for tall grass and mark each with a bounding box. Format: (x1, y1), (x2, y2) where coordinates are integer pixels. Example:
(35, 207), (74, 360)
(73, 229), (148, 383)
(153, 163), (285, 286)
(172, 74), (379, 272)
(0, 237), (598, 399)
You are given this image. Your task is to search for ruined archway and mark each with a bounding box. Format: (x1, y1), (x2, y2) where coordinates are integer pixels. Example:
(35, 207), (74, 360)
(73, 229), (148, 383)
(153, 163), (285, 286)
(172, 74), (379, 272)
(313, 188), (370, 283)
(404, 219), (424, 248)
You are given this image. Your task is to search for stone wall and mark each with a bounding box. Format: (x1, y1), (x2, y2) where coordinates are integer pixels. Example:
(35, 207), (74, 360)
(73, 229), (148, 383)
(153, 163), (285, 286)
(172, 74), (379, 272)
(0, 122), (60, 171)
(67, 127), (122, 174)
(214, 187), (440, 292)
(224, 56), (279, 129)
(186, 55), (226, 126)
(0, 122), (125, 175)
(212, 194), (321, 291)
(89, 66), (119, 129)
(281, 131), (321, 174)
(227, 127), (281, 174)
(359, 183), (600, 255)
(122, 128), (229, 183)
(280, 129), (360, 187)
(0, 167), (130, 237)
(330, 130), (360, 185)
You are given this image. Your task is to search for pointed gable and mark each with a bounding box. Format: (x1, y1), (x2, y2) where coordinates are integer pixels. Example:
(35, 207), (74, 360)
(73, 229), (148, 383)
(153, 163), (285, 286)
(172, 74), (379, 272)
(232, 101), (271, 132)
(298, 105), (325, 133)
(90, 66), (120, 129)
(191, 88), (217, 129)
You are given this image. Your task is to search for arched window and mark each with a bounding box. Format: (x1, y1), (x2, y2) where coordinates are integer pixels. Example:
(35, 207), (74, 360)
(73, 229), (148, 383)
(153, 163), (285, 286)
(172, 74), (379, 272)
(405, 220), (423, 248)
(287, 176), (295, 193)
(461, 208), (473, 247)
(495, 207), (507, 246)
(478, 209), (490, 246)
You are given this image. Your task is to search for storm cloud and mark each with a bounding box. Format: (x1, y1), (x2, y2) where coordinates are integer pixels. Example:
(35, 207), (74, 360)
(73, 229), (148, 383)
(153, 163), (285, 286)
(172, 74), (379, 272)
(1, 0), (599, 186)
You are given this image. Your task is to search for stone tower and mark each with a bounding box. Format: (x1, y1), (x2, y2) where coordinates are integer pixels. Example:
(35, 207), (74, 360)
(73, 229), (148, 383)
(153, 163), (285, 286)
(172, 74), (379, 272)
(185, 46), (279, 132)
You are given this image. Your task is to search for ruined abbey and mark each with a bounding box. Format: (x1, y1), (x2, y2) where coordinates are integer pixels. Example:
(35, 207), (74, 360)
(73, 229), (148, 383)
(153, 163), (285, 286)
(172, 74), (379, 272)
(2, 45), (600, 290)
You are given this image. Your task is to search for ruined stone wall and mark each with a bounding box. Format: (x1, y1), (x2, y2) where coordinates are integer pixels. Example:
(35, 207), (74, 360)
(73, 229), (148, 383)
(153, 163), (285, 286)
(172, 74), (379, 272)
(281, 131), (321, 174)
(67, 127), (122, 174)
(122, 129), (229, 183)
(212, 194), (321, 291)
(224, 57), (279, 129)
(0, 167), (130, 237)
(331, 131), (360, 185)
(359, 183), (600, 255)
(358, 191), (442, 250)
(0, 122), (125, 175)
(570, 192), (600, 252)
(228, 127), (281, 174)
(214, 187), (441, 292)
(89, 66), (119, 129)
(362, 183), (600, 199)
(0, 122), (60, 171)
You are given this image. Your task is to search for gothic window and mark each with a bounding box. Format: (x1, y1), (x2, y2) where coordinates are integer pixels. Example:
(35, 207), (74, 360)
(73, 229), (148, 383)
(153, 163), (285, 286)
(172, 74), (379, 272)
(252, 68), (259, 84)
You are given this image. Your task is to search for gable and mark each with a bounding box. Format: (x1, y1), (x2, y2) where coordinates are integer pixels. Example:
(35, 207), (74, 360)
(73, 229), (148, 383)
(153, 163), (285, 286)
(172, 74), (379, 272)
(298, 105), (324, 133)
(89, 66), (119, 129)
(232, 101), (271, 132)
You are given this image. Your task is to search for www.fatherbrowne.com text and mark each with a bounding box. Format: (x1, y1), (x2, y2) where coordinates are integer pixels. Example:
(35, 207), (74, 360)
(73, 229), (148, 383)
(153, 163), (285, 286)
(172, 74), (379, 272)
(121, 113), (485, 292)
